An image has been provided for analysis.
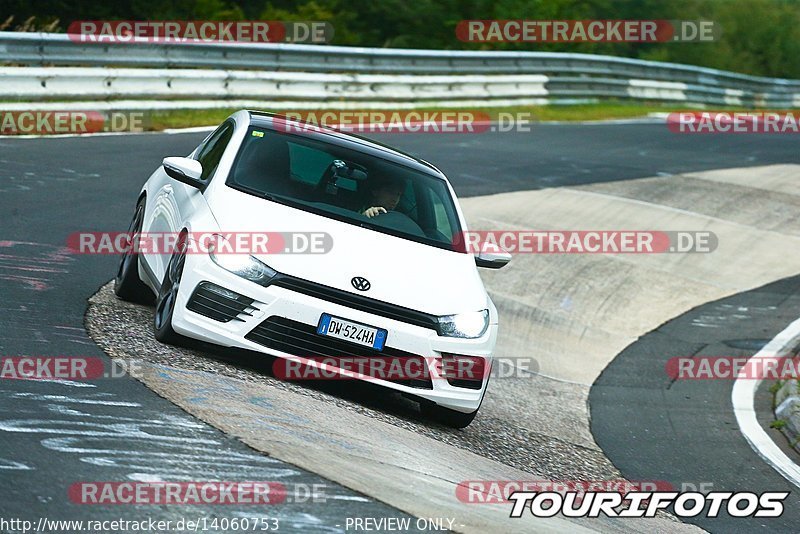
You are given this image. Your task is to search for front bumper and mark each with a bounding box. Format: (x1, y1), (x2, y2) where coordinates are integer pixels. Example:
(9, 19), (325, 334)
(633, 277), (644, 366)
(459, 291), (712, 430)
(170, 253), (497, 413)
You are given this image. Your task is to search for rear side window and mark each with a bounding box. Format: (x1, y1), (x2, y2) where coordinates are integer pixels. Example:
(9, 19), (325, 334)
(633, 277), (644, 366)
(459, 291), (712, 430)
(430, 190), (453, 238)
(194, 121), (234, 181)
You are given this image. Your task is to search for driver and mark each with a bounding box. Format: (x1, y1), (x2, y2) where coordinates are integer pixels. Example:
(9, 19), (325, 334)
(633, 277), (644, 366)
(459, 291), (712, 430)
(360, 176), (405, 218)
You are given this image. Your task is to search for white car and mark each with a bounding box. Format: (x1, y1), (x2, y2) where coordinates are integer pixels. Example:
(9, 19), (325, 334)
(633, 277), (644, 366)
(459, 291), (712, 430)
(114, 110), (510, 427)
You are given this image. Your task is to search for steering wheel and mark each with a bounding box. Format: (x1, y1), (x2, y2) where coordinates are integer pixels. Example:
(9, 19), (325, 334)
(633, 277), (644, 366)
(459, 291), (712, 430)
(366, 210), (425, 237)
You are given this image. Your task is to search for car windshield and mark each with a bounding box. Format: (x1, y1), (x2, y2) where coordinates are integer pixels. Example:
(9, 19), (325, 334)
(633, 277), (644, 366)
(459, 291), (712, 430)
(227, 126), (464, 252)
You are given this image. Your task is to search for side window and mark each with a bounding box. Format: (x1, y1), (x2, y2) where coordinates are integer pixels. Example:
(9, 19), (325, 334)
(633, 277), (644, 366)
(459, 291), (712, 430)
(430, 190), (453, 239)
(194, 122), (234, 181)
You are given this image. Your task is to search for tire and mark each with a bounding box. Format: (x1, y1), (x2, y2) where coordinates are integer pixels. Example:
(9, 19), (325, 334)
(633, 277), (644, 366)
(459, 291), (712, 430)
(420, 402), (479, 429)
(153, 239), (188, 345)
(114, 200), (154, 304)
(420, 368), (491, 429)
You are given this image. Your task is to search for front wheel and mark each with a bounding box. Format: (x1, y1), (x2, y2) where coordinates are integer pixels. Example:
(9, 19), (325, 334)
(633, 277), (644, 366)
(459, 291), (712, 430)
(114, 200), (153, 304)
(420, 403), (479, 428)
(421, 364), (491, 428)
(154, 242), (187, 345)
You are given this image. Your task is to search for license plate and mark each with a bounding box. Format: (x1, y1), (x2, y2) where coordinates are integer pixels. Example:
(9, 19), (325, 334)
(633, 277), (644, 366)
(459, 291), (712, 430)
(316, 313), (387, 351)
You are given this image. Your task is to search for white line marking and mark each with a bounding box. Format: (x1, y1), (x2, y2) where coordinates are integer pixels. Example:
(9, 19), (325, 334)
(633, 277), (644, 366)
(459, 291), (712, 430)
(11, 393), (140, 406)
(732, 315), (800, 488)
(0, 458), (33, 470)
(29, 378), (97, 388)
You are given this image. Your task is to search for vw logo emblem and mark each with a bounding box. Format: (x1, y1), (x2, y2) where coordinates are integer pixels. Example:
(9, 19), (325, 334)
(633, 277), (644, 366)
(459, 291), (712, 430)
(351, 276), (371, 291)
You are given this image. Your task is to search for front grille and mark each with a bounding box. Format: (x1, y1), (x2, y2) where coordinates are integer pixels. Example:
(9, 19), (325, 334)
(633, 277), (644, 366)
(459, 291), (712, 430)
(186, 282), (256, 323)
(245, 316), (433, 389)
(268, 274), (440, 332)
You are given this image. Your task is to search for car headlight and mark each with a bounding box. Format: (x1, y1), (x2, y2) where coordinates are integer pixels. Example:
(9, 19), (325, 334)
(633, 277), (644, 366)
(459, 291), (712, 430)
(208, 235), (277, 285)
(437, 309), (489, 338)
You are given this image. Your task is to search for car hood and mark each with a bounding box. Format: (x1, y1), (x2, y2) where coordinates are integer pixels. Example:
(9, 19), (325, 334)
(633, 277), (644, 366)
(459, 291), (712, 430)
(207, 188), (488, 316)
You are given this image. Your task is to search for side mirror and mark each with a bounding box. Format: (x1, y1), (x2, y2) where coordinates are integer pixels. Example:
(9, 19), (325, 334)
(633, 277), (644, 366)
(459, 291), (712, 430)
(475, 242), (512, 269)
(163, 157), (205, 189)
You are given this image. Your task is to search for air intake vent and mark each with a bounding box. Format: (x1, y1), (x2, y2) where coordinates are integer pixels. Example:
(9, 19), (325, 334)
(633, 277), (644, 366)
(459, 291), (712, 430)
(186, 282), (256, 323)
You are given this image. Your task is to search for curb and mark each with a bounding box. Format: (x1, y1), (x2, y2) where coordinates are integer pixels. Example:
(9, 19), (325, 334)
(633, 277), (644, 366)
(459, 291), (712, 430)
(774, 379), (800, 451)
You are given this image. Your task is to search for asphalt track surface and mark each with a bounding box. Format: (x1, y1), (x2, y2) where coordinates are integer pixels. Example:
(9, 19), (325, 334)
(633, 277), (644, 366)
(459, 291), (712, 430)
(0, 139), (415, 528)
(591, 275), (800, 533)
(0, 123), (798, 531)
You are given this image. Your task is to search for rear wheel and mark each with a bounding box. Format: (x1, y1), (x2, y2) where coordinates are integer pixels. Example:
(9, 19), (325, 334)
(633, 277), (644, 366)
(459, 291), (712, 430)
(154, 240), (187, 345)
(114, 200), (153, 304)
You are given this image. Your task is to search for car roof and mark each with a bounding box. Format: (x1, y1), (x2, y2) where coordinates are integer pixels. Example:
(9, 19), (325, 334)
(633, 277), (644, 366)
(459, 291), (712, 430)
(246, 111), (447, 180)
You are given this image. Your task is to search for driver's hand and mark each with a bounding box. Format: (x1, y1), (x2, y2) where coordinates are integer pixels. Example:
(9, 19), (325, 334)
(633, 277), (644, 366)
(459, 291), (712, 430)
(363, 207), (387, 218)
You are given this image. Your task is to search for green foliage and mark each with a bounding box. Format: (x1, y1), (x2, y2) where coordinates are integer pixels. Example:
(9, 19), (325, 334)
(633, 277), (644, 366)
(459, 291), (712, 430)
(770, 419), (787, 430)
(2, 0), (798, 78)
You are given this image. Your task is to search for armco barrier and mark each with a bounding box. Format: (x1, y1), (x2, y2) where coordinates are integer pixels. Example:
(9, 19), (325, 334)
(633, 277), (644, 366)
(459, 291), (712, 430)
(0, 32), (798, 108)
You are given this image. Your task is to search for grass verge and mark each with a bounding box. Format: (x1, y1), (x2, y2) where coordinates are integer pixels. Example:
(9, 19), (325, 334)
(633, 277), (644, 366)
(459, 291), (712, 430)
(144, 102), (753, 131)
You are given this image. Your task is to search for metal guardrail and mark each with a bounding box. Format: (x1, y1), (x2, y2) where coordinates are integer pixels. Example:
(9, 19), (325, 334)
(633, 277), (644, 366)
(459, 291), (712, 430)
(0, 32), (798, 108)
